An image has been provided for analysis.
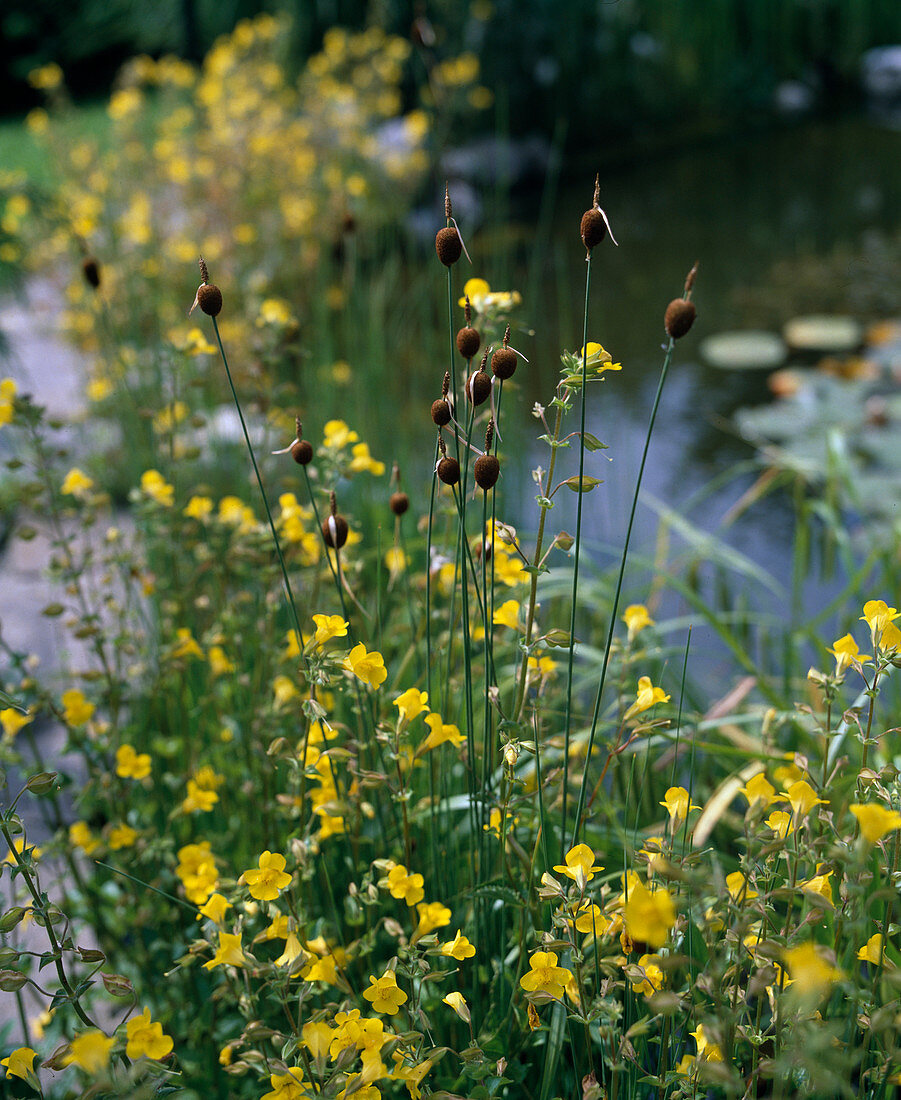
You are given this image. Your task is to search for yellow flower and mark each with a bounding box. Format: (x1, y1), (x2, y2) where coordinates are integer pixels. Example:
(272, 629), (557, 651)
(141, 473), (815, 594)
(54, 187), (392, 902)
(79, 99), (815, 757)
(28, 62), (64, 90)
(412, 900), (452, 940)
(1, 708), (33, 738)
(857, 934), (893, 967)
(311, 613), (349, 647)
(624, 676), (670, 721)
(493, 599), (521, 630)
(631, 953), (664, 997)
(184, 495), (214, 520)
(622, 603), (654, 642)
(208, 645), (234, 677)
(519, 950), (573, 1001)
(442, 991), (471, 1022)
(363, 969), (408, 1014)
(182, 779), (218, 813)
(0, 378), (16, 426)
(273, 675), (299, 707)
(139, 469), (175, 506)
(623, 879), (676, 948)
(203, 931), (247, 970)
(63, 1031), (115, 1074)
(827, 633), (870, 675)
(301, 1020), (332, 1062)
(691, 1023), (724, 1063)
(781, 779), (827, 819)
(1, 1045), (37, 1083)
(261, 1069), (310, 1099)
(798, 864), (834, 907)
(126, 1007), (174, 1060)
(578, 342), (623, 372)
(242, 850), (292, 901)
(394, 688), (429, 722)
(257, 298), (294, 326)
(458, 277), (491, 309)
(783, 941), (843, 998)
(850, 803), (901, 845)
(115, 744), (151, 780)
(765, 810), (793, 838)
(384, 547), (407, 576)
(171, 627), (204, 660)
(440, 929), (476, 960)
(323, 419), (359, 449)
(348, 442), (385, 476)
(740, 773), (776, 812)
(61, 467), (94, 497)
(69, 821), (99, 855)
(860, 599), (901, 648)
(176, 841), (218, 904)
(660, 786), (699, 826)
(276, 931), (306, 967)
(553, 843), (603, 887)
(571, 901), (607, 936)
(87, 376), (114, 402)
(386, 864), (425, 906)
(108, 823), (137, 850)
(62, 689), (94, 726)
(420, 713), (465, 752)
(726, 872), (758, 903)
(197, 893), (231, 923)
(343, 643), (388, 688)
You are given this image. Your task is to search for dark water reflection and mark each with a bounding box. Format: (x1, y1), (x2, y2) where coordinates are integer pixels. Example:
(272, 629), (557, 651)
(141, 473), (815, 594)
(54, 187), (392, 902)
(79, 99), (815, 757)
(489, 116), (900, 613)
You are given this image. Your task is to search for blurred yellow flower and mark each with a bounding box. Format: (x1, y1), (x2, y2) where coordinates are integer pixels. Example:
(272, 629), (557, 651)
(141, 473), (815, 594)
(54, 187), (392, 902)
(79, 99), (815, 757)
(740, 772), (776, 812)
(116, 744), (151, 780)
(781, 779), (827, 819)
(140, 469), (174, 507)
(850, 803), (901, 845)
(126, 1007), (173, 1060)
(69, 821), (99, 855)
(1, 1045), (37, 1083)
(493, 599), (520, 630)
(623, 603), (654, 642)
(857, 933), (893, 967)
(28, 63), (64, 90)
(61, 467), (94, 497)
(1, 707), (33, 738)
(63, 1031), (114, 1074)
(0, 378), (17, 426)
(62, 689), (94, 726)
(783, 941), (843, 998)
(623, 879), (676, 948)
(108, 823), (137, 850)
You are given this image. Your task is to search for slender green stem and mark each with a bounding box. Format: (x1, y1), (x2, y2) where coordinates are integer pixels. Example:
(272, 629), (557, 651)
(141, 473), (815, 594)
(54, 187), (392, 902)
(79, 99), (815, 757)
(570, 339), (675, 846)
(561, 250), (593, 855)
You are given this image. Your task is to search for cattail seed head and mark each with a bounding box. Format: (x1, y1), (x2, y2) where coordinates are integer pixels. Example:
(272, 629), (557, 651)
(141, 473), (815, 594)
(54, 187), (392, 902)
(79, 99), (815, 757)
(664, 298), (697, 339)
(431, 398), (451, 426)
(197, 283), (223, 317)
(82, 257), (101, 289)
(390, 491), (409, 515)
(474, 454), (500, 490)
(437, 456), (460, 485)
(466, 370), (492, 406)
(290, 439), (313, 465)
(322, 513), (349, 549)
(491, 347), (517, 380)
(580, 208), (606, 251)
(435, 226), (462, 267)
(456, 326), (480, 359)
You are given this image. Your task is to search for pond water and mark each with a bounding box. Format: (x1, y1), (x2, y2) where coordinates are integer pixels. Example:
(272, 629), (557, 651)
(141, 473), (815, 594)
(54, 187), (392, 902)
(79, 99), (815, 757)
(489, 115), (901, 634)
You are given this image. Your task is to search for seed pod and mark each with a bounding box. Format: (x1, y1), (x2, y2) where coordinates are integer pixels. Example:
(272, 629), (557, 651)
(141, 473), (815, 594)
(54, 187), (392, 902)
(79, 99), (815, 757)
(466, 370), (492, 406)
(290, 439), (313, 465)
(431, 398), (451, 426)
(82, 257), (101, 289)
(580, 208), (606, 251)
(197, 283), (223, 317)
(435, 226), (462, 267)
(474, 454), (500, 490)
(390, 491), (409, 515)
(491, 347), (517, 380)
(664, 298), (696, 339)
(321, 513), (349, 549)
(456, 326), (480, 359)
(437, 457), (460, 485)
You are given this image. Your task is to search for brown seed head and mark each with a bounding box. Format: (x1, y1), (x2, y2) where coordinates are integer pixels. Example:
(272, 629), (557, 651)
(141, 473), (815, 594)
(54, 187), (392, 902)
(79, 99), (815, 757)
(437, 456), (460, 485)
(435, 226), (462, 267)
(474, 454), (500, 490)
(466, 370), (492, 406)
(390, 491), (409, 515)
(197, 283), (223, 317)
(431, 398), (451, 426)
(456, 326), (480, 359)
(664, 298), (697, 339)
(491, 347), (517, 380)
(581, 209), (606, 251)
(82, 257), (101, 290)
(290, 439), (313, 465)
(321, 513), (349, 549)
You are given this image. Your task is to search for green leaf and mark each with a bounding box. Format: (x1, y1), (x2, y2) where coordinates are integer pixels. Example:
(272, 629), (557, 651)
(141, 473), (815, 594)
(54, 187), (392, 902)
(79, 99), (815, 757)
(580, 432), (608, 451)
(0, 689), (28, 714)
(560, 475), (603, 493)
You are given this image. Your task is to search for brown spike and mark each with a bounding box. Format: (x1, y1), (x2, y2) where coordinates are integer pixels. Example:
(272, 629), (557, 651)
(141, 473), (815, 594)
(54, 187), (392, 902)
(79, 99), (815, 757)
(198, 256), (209, 284)
(444, 183), (452, 220)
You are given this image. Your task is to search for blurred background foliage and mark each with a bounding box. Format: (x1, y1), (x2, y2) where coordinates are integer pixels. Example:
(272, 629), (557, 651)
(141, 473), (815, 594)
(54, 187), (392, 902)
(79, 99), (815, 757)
(4, 0), (901, 152)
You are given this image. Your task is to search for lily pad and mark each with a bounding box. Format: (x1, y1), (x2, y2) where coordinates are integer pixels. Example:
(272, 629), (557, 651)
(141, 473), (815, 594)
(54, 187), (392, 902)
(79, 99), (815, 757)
(783, 314), (863, 355)
(700, 331), (787, 371)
